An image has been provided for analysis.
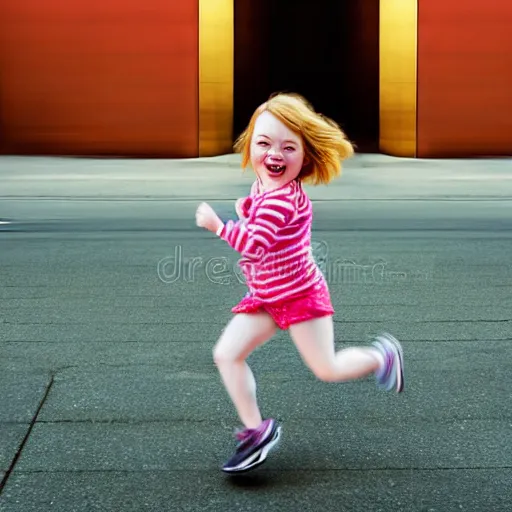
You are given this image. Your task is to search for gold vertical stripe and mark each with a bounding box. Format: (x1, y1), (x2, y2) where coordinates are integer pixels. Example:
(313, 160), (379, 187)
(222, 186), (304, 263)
(198, 0), (234, 156)
(379, 0), (418, 157)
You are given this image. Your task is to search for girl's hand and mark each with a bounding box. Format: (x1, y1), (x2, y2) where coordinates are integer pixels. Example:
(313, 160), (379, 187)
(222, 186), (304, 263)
(195, 202), (223, 233)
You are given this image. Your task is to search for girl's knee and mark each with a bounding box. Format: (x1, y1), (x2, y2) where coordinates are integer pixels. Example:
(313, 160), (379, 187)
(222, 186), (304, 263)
(212, 343), (227, 366)
(212, 339), (240, 366)
(213, 314), (275, 366)
(311, 365), (337, 382)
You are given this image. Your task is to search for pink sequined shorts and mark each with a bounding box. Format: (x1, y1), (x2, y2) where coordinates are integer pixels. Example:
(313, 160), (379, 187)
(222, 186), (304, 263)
(231, 280), (335, 330)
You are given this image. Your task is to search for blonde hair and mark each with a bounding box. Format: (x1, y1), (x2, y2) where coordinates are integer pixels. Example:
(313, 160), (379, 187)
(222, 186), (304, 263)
(234, 92), (354, 185)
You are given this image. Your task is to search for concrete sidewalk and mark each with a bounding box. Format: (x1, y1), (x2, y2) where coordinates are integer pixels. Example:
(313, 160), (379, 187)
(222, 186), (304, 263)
(1, 153), (512, 512)
(1, 153), (511, 202)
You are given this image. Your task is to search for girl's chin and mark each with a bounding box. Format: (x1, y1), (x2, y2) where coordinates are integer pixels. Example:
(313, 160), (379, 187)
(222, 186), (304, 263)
(255, 168), (300, 189)
(262, 174), (285, 183)
(267, 172), (285, 180)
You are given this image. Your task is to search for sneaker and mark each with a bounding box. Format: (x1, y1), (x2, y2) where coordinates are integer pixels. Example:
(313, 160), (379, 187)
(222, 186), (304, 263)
(373, 332), (405, 392)
(221, 418), (281, 474)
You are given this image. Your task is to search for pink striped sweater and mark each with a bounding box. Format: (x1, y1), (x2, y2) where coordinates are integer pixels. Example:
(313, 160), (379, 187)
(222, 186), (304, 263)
(217, 179), (324, 303)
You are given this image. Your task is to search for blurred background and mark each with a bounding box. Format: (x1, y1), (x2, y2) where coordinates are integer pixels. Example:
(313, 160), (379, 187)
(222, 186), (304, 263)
(0, 0), (511, 159)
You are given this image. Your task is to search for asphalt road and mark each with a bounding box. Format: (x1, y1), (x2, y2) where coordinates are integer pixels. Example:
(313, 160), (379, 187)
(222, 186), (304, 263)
(1, 154), (511, 511)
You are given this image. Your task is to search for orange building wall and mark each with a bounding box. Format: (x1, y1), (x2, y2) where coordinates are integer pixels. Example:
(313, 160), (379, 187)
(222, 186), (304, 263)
(0, 0), (199, 157)
(417, 0), (512, 157)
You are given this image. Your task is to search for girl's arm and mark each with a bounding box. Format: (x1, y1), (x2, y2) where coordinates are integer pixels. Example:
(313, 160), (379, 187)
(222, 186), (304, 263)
(235, 180), (260, 220)
(217, 195), (294, 261)
(236, 179), (260, 219)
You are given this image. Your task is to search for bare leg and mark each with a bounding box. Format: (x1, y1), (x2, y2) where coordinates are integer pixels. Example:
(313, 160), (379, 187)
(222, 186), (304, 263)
(289, 316), (383, 382)
(213, 313), (277, 429)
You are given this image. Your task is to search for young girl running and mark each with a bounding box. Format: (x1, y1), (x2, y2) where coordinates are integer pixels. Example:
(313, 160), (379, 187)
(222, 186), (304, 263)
(195, 93), (404, 474)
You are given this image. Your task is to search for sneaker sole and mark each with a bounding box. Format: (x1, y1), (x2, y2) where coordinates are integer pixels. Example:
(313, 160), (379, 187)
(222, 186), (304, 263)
(383, 333), (405, 393)
(222, 426), (282, 474)
(395, 339), (404, 393)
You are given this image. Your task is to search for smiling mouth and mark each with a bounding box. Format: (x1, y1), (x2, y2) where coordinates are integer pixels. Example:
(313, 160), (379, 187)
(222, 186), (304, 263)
(265, 163), (286, 176)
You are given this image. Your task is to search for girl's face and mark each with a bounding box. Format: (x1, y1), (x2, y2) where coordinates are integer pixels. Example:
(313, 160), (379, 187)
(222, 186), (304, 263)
(250, 111), (305, 192)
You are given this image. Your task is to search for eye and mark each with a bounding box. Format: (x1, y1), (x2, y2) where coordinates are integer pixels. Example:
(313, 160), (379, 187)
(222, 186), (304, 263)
(257, 141), (269, 147)
(284, 146), (295, 152)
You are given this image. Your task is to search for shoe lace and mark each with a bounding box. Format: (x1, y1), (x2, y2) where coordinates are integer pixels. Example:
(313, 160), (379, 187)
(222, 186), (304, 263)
(235, 428), (255, 443)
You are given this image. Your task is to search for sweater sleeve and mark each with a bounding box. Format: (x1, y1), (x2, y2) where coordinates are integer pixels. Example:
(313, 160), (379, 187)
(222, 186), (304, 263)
(236, 180), (259, 219)
(218, 192), (295, 261)
(249, 180), (260, 197)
